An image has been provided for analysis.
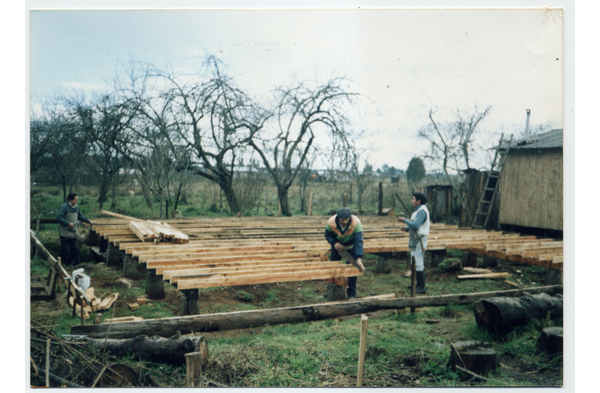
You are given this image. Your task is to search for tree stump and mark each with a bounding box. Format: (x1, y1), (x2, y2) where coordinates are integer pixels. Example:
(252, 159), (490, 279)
(461, 252), (478, 268)
(448, 341), (497, 376)
(537, 327), (563, 354)
(430, 250), (446, 268)
(545, 269), (563, 285)
(180, 289), (200, 316)
(99, 237), (109, 253)
(327, 283), (346, 301)
(481, 256), (498, 268)
(473, 293), (563, 334)
(123, 254), (138, 278)
(145, 270), (165, 300)
(107, 243), (121, 267)
(376, 257), (391, 274)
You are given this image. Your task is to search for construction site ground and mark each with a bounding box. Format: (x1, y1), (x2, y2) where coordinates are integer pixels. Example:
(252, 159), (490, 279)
(30, 227), (563, 388)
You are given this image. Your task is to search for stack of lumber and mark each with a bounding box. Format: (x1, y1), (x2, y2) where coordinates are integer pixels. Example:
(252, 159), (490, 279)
(129, 221), (189, 244)
(102, 211), (189, 244)
(88, 215), (563, 291)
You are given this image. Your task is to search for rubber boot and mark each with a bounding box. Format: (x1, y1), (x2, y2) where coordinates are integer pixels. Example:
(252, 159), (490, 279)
(416, 271), (426, 294)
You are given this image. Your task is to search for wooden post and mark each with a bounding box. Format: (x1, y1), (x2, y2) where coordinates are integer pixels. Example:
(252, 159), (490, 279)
(357, 314), (368, 387)
(342, 192), (347, 207)
(185, 352), (204, 387)
(378, 182), (383, 215)
(45, 338), (51, 387)
(376, 256), (391, 274)
(410, 257), (416, 314)
(308, 190), (314, 216)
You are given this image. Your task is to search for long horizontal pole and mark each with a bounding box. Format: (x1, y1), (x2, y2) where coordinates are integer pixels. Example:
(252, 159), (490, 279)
(71, 285), (562, 339)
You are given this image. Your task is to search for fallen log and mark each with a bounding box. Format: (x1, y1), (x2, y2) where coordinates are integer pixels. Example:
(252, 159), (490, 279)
(72, 285), (562, 339)
(473, 292), (563, 334)
(87, 334), (207, 365)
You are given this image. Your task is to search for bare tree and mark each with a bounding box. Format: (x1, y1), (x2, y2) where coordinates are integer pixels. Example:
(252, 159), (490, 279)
(66, 92), (139, 209)
(249, 77), (359, 216)
(133, 143), (195, 218)
(418, 105), (491, 213)
(149, 58), (271, 215)
(30, 102), (86, 201)
(349, 151), (374, 214)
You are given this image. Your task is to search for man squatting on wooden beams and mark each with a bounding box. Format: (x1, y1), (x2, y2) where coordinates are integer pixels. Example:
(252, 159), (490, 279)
(56, 193), (92, 267)
(325, 207), (365, 299)
(398, 192), (430, 294)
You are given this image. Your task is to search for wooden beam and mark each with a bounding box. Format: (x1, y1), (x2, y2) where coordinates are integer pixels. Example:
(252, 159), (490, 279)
(71, 285), (562, 339)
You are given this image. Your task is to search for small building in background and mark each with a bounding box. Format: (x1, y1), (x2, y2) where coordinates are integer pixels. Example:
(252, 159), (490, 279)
(497, 129), (563, 235)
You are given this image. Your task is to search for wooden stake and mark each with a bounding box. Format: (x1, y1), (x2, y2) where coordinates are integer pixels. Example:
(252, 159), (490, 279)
(308, 190), (314, 216)
(357, 314), (368, 387)
(45, 338), (50, 387)
(185, 352), (204, 387)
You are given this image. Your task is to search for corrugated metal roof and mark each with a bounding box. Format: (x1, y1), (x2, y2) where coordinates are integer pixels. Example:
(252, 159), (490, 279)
(499, 129), (563, 150)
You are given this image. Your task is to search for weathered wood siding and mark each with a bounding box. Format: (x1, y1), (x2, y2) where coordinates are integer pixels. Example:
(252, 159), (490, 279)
(498, 149), (563, 231)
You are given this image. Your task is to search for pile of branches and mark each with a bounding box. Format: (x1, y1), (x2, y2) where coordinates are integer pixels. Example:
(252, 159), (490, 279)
(29, 320), (157, 388)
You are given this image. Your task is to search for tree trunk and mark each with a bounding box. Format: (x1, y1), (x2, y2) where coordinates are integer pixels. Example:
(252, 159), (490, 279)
(277, 185), (292, 216)
(378, 182), (383, 215)
(98, 178), (110, 210)
(72, 285), (562, 339)
(62, 174), (67, 203)
(140, 183), (154, 210)
(87, 334), (207, 365)
(219, 179), (240, 215)
(173, 183), (183, 213)
(473, 292), (563, 334)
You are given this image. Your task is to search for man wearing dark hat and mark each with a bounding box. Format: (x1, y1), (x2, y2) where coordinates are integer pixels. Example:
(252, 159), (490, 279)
(398, 192), (430, 294)
(324, 207), (365, 299)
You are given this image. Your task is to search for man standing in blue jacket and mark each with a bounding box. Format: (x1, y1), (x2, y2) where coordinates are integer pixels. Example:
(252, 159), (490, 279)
(398, 192), (430, 294)
(325, 207), (365, 299)
(56, 193), (91, 266)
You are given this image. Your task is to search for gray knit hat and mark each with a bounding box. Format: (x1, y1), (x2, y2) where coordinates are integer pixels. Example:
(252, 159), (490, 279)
(337, 207), (351, 219)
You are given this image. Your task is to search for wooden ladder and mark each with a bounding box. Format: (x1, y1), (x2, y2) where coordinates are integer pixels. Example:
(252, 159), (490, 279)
(471, 134), (513, 229)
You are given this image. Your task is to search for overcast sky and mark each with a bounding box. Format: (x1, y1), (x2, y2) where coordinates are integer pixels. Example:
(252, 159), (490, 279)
(29, 1), (563, 171)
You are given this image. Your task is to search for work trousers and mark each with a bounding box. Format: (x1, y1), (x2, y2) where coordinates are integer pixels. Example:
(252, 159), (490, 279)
(330, 247), (358, 298)
(60, 236), (80, 266)
(410, 237), (428, 272)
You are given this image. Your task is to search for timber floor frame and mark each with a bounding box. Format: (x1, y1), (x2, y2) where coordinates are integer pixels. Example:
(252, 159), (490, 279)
(90, 215), (563, 290)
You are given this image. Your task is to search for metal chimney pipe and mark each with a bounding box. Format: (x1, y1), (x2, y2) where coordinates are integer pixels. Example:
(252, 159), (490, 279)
(525, 109), (531, 142)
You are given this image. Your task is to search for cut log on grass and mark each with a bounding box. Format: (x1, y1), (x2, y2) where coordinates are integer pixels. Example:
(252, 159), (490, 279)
(87, 335), (207, 365)
(473, 292), (563, 334)
(457, 272), (511, 280)
(72, 285), (562, 339)
(449, 341), (497, 376)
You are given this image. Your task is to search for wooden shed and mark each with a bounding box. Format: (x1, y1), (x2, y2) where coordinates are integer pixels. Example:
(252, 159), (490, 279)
(498, 129), (563, 231)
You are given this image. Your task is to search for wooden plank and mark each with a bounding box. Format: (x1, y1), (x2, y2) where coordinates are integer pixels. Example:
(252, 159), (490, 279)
(167, 263), (352, 283)
(457, 272), (512, 280)
(176, 267), (363, 289)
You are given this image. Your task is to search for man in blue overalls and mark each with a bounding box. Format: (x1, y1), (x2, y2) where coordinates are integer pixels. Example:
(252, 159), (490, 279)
(56, 193), (91, 266)
(398, 192), (430, 294)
